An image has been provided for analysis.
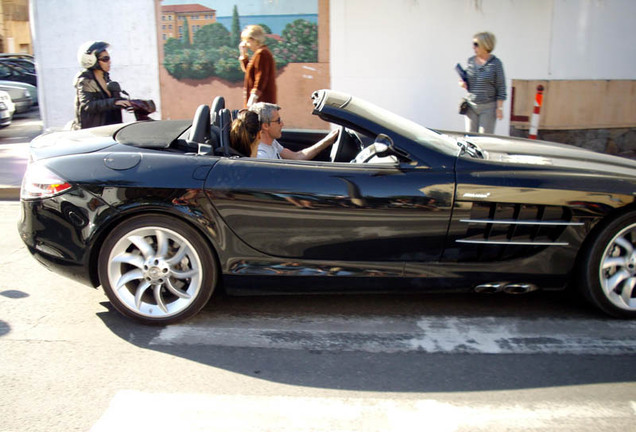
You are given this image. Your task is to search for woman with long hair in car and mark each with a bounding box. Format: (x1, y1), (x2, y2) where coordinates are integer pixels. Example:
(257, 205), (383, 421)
(230, 109), (261, 157)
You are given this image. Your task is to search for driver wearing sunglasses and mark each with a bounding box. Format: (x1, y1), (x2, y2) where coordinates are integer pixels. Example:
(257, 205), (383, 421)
(249, 102), (339, 160)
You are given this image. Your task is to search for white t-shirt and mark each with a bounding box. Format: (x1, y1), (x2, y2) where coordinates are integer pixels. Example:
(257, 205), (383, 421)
(257, 140), (284, 159)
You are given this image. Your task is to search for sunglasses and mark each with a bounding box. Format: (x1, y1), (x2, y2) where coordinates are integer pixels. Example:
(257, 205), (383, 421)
(473, 42), (479, 48)
(98, 56), (111, 62)
(269, 118), (282, 124)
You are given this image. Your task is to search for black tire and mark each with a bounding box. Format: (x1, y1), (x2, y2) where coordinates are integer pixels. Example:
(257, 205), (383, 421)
(581, 212), (636, 318)
(98, 214), (217, 325)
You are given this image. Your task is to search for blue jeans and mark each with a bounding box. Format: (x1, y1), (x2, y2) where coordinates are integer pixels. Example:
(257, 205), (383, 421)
(465, 101), (497, 134)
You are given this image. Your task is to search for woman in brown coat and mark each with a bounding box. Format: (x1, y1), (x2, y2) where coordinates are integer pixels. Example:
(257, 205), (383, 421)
(239, 25), (277, 108)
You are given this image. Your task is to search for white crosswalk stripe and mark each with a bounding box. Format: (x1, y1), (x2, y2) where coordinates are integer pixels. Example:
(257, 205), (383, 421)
(150, 314), (636, 355)
(91, 391), (636, 432)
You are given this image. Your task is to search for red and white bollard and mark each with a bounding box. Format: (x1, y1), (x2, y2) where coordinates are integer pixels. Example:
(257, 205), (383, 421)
(528, 85), (544, 140)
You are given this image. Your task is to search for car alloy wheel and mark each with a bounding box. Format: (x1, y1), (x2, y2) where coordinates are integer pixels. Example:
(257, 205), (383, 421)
(99, 214), (217, 324)
(582, 213), (636, 318)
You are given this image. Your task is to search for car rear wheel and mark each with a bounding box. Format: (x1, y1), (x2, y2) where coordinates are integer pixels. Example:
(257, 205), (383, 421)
(98, 214), (217, 325)
(581, 212), (636, 318)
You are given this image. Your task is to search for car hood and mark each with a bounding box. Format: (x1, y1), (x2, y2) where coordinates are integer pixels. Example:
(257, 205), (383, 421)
(445, 132), (636, 178)
(30, 124), (122, 161)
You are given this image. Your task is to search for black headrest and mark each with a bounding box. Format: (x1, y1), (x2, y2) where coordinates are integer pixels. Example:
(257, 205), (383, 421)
(219, 108), (232, 155)
(188, 104), (211, 144)
(211, 96), (225, 127)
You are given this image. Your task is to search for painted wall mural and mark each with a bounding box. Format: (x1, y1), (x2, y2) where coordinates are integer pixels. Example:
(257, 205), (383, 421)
(158, 0), (330, 128)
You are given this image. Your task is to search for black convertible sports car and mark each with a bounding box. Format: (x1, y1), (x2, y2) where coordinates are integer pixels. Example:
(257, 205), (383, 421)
(18, 90), (636, 324)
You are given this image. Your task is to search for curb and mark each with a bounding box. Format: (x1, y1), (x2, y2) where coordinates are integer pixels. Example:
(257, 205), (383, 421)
(0, 186), (20, 200)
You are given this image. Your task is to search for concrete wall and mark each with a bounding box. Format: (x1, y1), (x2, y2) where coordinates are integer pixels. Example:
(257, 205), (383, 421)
(30, 0), (161, 130)
(329, 0), (636, 136)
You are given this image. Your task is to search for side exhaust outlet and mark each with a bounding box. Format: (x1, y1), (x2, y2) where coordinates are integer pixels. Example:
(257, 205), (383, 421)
(474, 282), (540, 295)
(474, 282), (506, 294)
(502, 283), (539, 295)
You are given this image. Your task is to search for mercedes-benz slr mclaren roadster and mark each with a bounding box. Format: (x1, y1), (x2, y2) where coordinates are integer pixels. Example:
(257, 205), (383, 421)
(18, 90), (636, 324)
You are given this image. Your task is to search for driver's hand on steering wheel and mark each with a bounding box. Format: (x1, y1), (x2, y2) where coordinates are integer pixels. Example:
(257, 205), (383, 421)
(325, 128), (340, 145)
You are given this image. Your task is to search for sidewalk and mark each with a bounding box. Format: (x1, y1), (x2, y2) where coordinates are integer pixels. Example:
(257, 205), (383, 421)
(0, 142), (29, 199)
(0, 111), (43, 200)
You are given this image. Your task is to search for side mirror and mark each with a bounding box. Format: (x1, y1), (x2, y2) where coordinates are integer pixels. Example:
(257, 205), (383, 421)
(374, 133), (393, 148)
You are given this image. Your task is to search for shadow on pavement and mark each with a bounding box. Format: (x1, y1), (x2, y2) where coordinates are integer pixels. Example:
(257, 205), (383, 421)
(96, 290), (636, 393)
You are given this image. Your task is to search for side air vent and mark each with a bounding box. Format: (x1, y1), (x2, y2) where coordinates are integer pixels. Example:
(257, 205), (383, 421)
(453, 202), (582, 261)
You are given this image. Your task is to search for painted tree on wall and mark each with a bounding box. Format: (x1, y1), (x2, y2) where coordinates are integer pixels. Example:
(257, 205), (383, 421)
(231, 6), (241, 47)
(163, 13), (318, 82)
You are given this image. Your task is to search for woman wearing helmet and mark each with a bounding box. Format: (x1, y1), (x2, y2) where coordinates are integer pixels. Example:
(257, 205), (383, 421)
(71, 41), (131, 129)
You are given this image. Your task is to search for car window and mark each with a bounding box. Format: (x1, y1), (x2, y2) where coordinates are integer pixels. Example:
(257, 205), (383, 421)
(0, 64), (11, 79)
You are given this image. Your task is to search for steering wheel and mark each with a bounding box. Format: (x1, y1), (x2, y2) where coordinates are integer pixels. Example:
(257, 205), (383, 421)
(330, 126), (364, 162)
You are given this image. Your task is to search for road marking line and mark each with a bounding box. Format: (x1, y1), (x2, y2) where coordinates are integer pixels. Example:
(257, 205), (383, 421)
(91, 391), (636, 432)
(149, 315), (636, 355)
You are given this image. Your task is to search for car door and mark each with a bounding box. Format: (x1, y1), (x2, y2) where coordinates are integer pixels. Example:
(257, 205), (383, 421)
(204, 157), (455, 262)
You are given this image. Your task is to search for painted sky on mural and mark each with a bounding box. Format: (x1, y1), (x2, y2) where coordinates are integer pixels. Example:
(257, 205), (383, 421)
(162, 0), (317, 17)
(162, 0), (318, 35)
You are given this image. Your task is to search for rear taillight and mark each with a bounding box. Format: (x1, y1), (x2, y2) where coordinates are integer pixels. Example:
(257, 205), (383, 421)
(21, 164), (72, 200)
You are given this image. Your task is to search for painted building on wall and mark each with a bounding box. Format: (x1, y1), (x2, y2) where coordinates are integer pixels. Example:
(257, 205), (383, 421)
(160, 3), (217, 45)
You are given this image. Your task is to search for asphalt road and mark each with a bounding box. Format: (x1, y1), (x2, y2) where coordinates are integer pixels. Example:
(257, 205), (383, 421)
(1, 198), (635, 431)
(1, 113), (635, 431)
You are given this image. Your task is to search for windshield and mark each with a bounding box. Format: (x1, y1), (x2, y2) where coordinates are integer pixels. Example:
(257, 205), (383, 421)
(340, 94), (460, 156)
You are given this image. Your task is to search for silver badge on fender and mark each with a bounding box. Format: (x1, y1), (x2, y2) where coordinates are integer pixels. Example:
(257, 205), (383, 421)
(462, 192), (491, 199)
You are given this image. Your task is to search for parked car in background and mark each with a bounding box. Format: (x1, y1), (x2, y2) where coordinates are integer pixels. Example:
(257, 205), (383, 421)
(0, 80), (37, 108)
(0, 53), (34, 60)
(0, 83), (33, 113)
(0, 58), (36, 75)
(0, 90), (15, 127)
(0, 79), (37, 105)
(0, 61), (37, 86)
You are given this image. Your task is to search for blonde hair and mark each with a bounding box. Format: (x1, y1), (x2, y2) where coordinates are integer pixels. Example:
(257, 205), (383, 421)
(474, 32), (496, 53)
(241, 25), (266, 45)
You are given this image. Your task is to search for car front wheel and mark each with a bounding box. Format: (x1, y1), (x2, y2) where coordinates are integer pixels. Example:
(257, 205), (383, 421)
(581, 212), (636, 318)
(98, 214), (217, 325)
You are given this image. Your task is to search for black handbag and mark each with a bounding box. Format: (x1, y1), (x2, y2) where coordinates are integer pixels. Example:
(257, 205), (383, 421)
(459, 99), (468, 115)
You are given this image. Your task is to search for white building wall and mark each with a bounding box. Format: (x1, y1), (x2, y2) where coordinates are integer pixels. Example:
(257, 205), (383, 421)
(330, 0), (636, 136)
(30, 0), (161, 130)
(30, 0), (636, 134)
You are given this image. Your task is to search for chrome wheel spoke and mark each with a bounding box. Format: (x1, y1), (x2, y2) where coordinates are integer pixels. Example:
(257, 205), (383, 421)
(604, 269), (630, 295)
(155, 229), (169, 258)
(153, 284), (168, 313)
(621, 278), (636, 305)
(134, 280), (152, 309)
(112, 253), (144, 269)
(166, 244), (188, 266)
(115, 269), (144, 290)
(171, 268), (198, 280)
(602, 256), (628, 269)
(614, 236), (633, 255)
(165, 278), (191, 299)
(129, 235), (156, 259)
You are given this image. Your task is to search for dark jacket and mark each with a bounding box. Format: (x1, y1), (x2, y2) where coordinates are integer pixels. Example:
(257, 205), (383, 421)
(71, 69), (123, 130)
